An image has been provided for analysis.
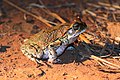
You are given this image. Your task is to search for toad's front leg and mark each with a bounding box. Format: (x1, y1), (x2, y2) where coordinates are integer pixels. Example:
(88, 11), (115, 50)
(48, 40), (62, 64)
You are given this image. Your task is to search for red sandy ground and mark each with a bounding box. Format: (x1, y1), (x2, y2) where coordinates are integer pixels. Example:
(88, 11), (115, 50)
(0, 0), (120, 80)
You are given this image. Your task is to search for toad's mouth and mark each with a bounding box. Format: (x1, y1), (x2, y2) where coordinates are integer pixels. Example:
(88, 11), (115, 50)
(68, 29), (86, 39)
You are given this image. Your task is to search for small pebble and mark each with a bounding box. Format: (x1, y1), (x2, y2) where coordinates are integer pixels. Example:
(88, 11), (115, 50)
(63, 72), (67, 76)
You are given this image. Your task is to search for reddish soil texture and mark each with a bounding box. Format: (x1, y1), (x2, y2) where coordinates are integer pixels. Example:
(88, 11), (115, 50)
(0, 0), (120, 80)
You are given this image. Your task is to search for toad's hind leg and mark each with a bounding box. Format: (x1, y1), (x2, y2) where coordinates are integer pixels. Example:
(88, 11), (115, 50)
(20, 45), (42, 65)
(20, 45), (37, 61)
(20, 45), (52, 67)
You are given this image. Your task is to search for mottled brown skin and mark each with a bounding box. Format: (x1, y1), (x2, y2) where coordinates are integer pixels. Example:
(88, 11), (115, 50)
(27, 23), (71, 49)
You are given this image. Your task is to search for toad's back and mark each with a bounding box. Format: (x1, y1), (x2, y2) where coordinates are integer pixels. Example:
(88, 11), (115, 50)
(23, 23), (70, 50)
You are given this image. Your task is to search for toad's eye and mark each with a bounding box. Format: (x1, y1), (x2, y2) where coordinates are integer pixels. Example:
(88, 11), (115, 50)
(72, 22), (87, 31)
(72, 22), (80, 30)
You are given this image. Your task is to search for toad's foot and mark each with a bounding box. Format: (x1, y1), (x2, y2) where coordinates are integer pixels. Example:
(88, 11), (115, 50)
(36, 59), (52, 68)
(48, 58), (62, 64)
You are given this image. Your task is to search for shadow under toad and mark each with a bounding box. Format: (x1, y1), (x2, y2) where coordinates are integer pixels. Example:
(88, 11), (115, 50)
(58, 41), (120, 65)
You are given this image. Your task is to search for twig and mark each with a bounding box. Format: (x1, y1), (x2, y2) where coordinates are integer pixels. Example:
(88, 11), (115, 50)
(38, 0), (66, 24)
(91, 55), (120, 69)
(98, 2), (120, 9)
(28, 3), (76, 9)
(83, 32), (95, 41)
(113, 56), (120, 59)
(98, 68), (120, 73)
(79, 34), (91, 44)
(82, 42), (120, 71)
(3, 0), (54, 27)
(100, 60), (119, 69)
(87, 3), (116, 11)
(112, 13), (117, 21)
(94, 58), (105, 67)
(28, 3), (66, 24)
(85, 9), (107, 20)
